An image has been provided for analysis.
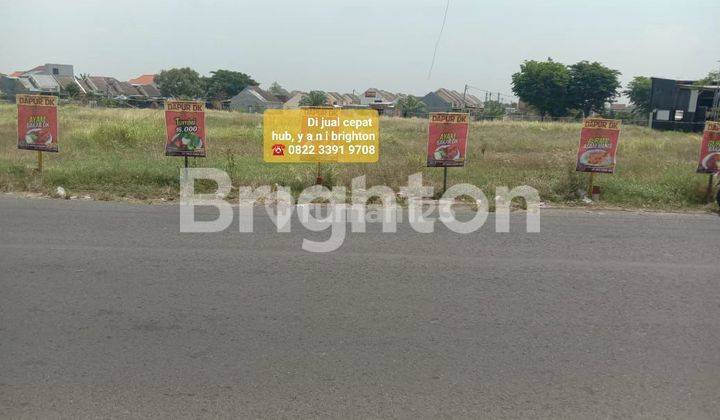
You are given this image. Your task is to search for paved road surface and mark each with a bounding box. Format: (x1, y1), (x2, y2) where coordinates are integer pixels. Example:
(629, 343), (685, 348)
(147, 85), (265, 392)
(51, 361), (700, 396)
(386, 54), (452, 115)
(1, 196), (719, 418)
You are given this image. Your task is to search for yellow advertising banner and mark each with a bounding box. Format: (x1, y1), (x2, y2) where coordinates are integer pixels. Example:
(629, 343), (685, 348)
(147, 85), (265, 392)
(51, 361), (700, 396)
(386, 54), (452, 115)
(263, 108), (379, 163)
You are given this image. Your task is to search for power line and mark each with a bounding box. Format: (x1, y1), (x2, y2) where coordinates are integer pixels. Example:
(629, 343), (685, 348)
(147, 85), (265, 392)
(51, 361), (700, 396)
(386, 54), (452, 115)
(427, 0), (450, 80)
(464, 84), (515, 100)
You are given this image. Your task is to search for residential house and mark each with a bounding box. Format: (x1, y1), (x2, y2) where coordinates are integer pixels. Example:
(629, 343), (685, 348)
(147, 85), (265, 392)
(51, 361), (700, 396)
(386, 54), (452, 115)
(360, 88), (403, 115)
(283, 91), (307, 109)
(1, 64), (164, 102)
(421, 88), (482, 112)
(517, 100), (531, 113)
(135, 84), (162, 98)
(76, 77), (94, 95)
(228, 86), (282, 112)
(128, 74), (162, 100)
(283, 91), (364, 109)
(0, 63), (77, 97)
(342, 93), (361, 105)
(11, 63), (74, 78)
(83, 76), (120, 97)
(608, 103), (634, 112)
(325, 92), (347, 106)
(462, 92), (483, 109)
(420, 90), (451, 112)
(27, 74), (61, 94)
(114, 81), (146, 99)
(82, 76), (152, 99)
(360, 88), (400, 106)
(0, 76), (21, 97)
(54, 75), (85, 96)
(128, 74), (157, 86)
(34, 63), (74, 77)
(379, 90), (400, 104)
(0, 73), (59, 97)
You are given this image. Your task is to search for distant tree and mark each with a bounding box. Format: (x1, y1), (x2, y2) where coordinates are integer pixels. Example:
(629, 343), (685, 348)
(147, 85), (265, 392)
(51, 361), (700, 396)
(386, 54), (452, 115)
(481, 100), (506, 119)
(695, 70), (720, 87)
(203, 69), (258, 100)
(65, 83), (81, 99)
(567, 61), (621, 116)
(299, 91), (328, 107)
(156, 68), (204, 99)
(623, 76), (652, 114)
(268, 81), (288, 98)
(511, 59), (570, 119)
(396, 95), (426, 117)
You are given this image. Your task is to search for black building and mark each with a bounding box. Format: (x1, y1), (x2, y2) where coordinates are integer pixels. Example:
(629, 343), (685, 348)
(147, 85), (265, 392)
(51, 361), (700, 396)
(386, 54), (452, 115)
(649, 77), (719, 132)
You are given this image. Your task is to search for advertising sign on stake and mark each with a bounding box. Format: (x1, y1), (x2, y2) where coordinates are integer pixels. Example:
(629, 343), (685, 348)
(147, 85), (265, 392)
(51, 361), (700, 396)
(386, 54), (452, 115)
(696, 121), (720, 173)
(426, 112), (469, 168)
(575, 118), (621, 174)
(17, 94), (59, 153)
(165, 100), (206, 157)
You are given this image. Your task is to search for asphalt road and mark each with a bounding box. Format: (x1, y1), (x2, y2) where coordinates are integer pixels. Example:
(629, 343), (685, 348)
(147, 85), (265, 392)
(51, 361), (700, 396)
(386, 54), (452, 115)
(1, 196), (719, 419)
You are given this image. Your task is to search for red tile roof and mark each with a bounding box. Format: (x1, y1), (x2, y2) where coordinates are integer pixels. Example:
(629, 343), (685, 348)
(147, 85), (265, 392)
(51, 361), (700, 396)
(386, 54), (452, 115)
(9, 65), (45, 78)
(128, 74), (155, 85)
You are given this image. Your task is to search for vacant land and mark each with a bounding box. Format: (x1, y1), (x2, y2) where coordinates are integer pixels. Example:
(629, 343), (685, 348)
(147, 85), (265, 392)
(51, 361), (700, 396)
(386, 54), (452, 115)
(0, 103), (709, 209)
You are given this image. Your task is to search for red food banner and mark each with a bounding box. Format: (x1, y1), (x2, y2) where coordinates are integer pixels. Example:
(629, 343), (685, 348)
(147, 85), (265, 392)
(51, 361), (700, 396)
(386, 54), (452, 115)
(427, 112), (469, 167)
(696, 121), (720, 173)
(17, 94), (59, 152)
(165, 100), (206, 157)
(575, 118), (621, 173)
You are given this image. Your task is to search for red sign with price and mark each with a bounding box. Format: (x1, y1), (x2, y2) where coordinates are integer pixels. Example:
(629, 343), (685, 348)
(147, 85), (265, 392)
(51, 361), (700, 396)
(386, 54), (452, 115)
(165, 100), (206, 157)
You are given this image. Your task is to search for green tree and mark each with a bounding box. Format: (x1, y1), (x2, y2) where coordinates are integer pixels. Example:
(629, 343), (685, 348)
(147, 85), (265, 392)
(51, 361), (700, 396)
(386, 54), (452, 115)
(623, 76), (652, 114)
(203, 69), (258, 100)
(511, 59), (570, 119)
(64, 83), (81, 99)
(299, 91), (328, 107)
(695, 70), (720, 87)
(155, 67), (204, 99)
(396, 95), (426, 117)
(567, 61), (621, 116)
(481, 100), (506, 119)
(268, 81), (288, 98)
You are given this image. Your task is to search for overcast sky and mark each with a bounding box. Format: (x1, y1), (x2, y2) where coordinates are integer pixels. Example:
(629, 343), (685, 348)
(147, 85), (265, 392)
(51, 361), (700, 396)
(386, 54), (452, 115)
(2, 0), (718, 101)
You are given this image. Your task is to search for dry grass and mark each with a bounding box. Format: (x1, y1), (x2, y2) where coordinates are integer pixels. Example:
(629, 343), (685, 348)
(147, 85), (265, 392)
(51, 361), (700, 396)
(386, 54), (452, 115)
(0, 103), (710, 209)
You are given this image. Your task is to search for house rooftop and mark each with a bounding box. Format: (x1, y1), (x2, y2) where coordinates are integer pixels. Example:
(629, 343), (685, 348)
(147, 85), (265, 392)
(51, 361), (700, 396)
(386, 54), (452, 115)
(28, 74), (60, 91)
(246, 85), (280, 102)
(128, 74), (156, 85)
(137, 84), (162, 97)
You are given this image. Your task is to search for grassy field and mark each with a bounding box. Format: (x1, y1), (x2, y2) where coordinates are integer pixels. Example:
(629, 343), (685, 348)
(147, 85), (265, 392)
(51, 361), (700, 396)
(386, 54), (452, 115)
(0, 103), (711, 210)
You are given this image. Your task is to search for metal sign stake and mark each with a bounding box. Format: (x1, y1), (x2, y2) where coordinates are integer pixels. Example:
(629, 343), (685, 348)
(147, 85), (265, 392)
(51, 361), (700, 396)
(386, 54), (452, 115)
(705, 173), (714, 203)
(587, 172), (595, 198)
(316, 162), (323, 185)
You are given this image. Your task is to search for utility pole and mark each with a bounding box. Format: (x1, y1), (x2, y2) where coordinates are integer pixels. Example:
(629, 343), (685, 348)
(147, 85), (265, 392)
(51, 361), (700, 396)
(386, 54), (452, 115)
(713, 60), (720, 120)
(462, 84), (468, 111)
